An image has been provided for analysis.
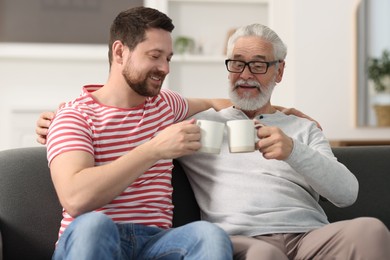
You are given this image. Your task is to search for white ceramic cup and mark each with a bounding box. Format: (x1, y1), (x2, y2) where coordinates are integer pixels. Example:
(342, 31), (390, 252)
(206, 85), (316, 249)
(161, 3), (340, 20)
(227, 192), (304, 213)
(196, 120), (225, 154)
(226, 119), (261, 153)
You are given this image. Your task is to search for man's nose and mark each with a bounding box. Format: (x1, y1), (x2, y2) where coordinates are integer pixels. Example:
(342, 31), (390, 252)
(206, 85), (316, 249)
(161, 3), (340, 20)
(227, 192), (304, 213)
(159, 60), (170, 75)
(240, 65), (253, 79)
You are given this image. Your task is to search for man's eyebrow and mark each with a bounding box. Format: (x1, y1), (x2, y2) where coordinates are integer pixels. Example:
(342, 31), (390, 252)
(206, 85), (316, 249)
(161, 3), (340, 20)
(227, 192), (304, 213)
(146, 49), (163, 54)
(146, 49), (173, 56)
(252, 55), (266, 60)
(232, 54), (266, 60)
(146, 49), (174, 60)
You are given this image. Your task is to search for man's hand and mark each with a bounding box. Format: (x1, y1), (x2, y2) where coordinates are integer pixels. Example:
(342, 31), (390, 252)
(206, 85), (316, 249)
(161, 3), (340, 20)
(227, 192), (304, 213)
(255, 124), (293, 160)
(35, 111), (55, 145)
(148, 119), (201, 159)
(35, 102), (65, 145)
(274, 105), (322, 130)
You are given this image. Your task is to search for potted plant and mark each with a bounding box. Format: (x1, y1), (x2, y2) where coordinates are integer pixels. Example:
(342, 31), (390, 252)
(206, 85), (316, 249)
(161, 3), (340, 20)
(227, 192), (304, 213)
(367, 49), (390, 126)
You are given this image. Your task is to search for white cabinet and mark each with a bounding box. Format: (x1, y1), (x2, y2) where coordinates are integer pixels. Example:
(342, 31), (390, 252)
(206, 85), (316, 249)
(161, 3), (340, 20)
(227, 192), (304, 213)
(144, 0), (270, 98)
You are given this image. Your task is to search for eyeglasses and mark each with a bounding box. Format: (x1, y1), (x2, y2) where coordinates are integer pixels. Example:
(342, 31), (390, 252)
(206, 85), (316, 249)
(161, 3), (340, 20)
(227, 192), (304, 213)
(225, 59), (281, 74)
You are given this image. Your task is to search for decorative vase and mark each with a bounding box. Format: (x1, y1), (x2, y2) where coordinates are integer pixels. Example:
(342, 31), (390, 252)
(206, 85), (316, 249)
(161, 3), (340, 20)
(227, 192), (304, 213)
(374, 105), (390, 126)
(372, 92), (390, 126)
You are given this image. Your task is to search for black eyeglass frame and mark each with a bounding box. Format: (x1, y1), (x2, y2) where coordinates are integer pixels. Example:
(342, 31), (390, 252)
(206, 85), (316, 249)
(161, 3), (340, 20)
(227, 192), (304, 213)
(225, 59), (282, 74)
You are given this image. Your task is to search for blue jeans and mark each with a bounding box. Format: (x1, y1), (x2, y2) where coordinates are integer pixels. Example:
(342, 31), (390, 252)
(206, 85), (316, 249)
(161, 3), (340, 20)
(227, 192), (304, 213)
(53, 212), (232, 260)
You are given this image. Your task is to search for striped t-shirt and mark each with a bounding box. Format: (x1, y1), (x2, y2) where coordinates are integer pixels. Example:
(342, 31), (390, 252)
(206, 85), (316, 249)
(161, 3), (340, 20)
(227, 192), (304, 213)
(47, 85), (189, 238)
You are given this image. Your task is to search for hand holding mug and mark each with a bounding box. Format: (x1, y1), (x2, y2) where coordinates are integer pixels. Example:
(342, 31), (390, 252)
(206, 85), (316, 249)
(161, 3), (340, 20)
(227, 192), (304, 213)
(256, 124), (293, 160)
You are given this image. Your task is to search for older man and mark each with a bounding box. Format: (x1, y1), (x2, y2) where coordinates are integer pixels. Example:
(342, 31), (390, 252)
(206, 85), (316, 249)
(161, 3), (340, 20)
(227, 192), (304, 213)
(179, 23), (390, 260)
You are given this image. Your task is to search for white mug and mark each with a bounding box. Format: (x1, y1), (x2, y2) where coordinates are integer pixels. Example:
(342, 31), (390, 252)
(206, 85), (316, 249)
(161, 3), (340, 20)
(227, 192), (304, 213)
(196, 120), (225, 154)
(226, 120), (262, 153)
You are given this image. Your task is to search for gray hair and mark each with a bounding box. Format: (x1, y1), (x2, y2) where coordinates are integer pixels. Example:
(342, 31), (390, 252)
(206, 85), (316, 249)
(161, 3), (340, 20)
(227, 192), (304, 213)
(226, 24), (287, 61)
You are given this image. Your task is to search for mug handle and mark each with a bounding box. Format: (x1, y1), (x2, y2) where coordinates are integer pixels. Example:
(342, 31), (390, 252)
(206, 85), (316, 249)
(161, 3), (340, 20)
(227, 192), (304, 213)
(254, 123), (264, 142)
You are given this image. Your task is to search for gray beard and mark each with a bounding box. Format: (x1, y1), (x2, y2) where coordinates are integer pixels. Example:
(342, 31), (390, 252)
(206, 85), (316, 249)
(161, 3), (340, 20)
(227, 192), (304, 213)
(229, 79), (276, 111)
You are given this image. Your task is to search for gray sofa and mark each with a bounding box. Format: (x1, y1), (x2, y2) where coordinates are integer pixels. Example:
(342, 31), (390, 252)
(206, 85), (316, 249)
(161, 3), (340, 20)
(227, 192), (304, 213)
(1, 146), (389, 260)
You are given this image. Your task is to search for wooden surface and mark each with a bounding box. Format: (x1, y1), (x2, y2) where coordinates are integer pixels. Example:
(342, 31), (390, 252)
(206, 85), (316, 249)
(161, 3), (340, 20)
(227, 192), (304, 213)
(330, 140), (390, 147)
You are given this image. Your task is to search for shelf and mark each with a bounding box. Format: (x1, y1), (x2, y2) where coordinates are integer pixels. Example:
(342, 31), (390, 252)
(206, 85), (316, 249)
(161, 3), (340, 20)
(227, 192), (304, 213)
(171, 54), (226, 63)
(0, 43), (107, 61)
(168, 1), (268, 56)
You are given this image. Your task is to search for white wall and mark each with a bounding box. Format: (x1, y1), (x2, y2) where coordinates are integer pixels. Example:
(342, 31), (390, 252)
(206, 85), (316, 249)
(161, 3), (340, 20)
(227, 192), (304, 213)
(270, 0), (389, 140)
(0, 0), (388, 151)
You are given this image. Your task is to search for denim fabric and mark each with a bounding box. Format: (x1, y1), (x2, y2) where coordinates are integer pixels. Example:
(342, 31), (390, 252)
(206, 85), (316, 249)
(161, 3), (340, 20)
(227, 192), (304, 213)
(53, 212), (232, 260)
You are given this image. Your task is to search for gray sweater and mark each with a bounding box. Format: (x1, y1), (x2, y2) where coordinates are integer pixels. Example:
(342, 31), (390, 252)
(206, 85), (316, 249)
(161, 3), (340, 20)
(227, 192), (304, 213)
(178, 107), (358, 236)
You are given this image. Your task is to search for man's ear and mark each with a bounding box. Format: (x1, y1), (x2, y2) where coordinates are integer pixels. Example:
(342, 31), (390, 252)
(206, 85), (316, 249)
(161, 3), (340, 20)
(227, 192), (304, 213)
(275, 60), (285, 83)
(112, 40), (125, 65)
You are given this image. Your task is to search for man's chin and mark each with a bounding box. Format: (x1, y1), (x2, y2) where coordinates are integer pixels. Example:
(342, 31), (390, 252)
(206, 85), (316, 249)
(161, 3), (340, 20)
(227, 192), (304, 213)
(235, 103), (263, 111)
(230, 98), (263, 111)
(149, 89), (161, 97)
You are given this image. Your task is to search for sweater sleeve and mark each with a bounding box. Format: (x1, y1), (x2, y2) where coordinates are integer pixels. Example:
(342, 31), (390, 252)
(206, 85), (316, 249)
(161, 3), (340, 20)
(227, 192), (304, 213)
(284, 124), (359, 208)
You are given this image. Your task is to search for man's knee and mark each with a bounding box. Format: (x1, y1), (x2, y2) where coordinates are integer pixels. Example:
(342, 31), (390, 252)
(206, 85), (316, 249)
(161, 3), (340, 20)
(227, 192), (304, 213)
(340, 217), (390, 254)
(68, 212), (117, 239)
(176, 221), (232, 258)
(187, 221), (232, 250)
(74, 212), (113, 227)
(345, 217), (390, 258)
(346, 217), (389, 238)
(354, 217), (390, 242)
(188, 221), (230, 242)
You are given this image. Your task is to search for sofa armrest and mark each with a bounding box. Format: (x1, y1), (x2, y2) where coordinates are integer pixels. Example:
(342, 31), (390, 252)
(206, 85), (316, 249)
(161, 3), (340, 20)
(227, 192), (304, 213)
(322, 146), (390, 228)
(0, 147), (62, 260)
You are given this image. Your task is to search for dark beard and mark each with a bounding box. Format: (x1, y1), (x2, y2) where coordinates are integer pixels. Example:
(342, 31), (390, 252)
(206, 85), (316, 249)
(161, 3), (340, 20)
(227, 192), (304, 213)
(123, 70), (163, 97)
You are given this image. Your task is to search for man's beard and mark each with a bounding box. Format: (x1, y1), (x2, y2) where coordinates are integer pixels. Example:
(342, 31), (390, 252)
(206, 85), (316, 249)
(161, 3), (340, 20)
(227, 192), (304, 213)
(229, 78), (276, 111)
(122, 64), (164, 97)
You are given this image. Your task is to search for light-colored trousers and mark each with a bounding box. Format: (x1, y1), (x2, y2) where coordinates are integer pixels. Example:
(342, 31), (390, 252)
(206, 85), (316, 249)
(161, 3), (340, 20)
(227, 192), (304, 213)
(231, 217), (390, 260)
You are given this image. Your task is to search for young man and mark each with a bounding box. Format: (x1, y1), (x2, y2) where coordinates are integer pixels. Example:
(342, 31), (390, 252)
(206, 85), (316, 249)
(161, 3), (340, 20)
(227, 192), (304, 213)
(178, 23), (390, 259)
(45, 6), (232, 259)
